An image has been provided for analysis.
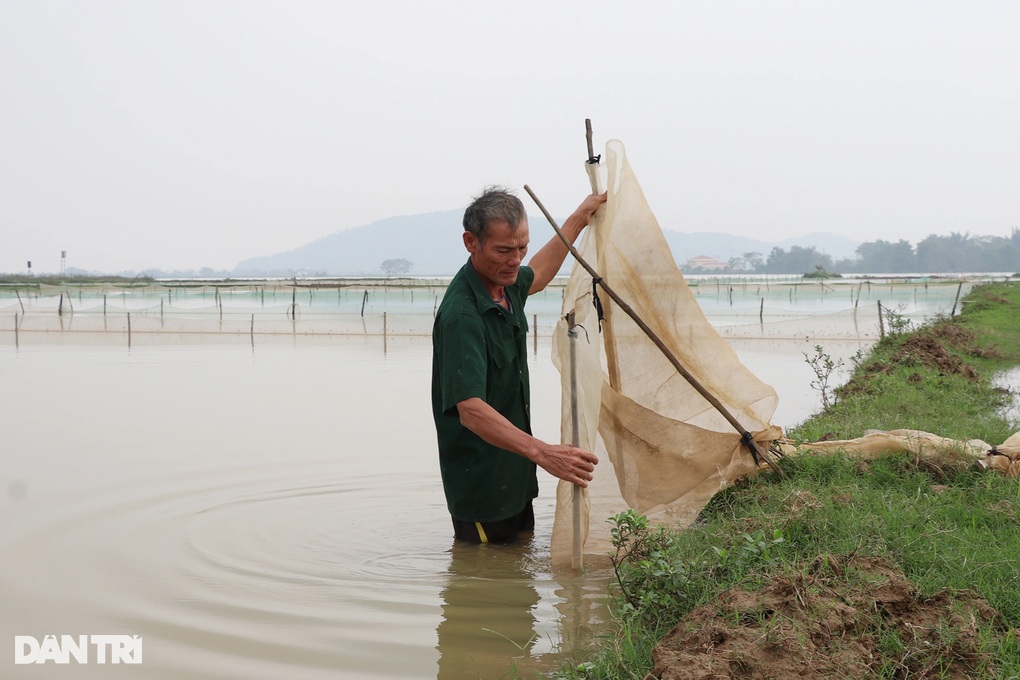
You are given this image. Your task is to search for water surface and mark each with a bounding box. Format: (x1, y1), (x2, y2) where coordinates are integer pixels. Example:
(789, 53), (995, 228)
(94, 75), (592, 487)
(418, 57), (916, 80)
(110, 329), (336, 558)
(0, 295), (962, 678)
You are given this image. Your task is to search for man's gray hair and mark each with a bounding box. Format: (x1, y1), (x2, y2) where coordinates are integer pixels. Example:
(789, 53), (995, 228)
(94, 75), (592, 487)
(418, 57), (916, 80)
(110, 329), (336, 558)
(463, 186), (526, 243)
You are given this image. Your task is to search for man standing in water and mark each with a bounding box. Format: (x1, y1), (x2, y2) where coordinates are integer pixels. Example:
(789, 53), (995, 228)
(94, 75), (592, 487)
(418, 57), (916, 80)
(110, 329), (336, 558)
(431, 186), (605, 544)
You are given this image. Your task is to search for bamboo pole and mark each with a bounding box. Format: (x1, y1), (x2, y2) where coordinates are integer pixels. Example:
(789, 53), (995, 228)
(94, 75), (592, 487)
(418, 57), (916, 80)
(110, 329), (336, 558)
(524, 184), (784, 477)
(950, 281), (963, 317)
(567, 310), (583, 570)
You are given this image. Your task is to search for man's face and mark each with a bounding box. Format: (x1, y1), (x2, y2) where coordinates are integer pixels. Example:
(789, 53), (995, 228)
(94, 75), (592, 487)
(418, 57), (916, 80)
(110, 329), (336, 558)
(464, 219), (530, 290)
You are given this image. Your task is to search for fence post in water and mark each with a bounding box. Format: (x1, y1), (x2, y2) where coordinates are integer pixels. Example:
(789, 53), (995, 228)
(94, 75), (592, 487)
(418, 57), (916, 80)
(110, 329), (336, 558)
(104, 294), (107, 316)
(759, 298), (764, 324)
(16, 290), (25, 314)
(533, 314), (538, 354)
(564, 312), (582, 568)
(14, 312), (19, 348)
(361, 290), (368, 317)
(877, 301), (885, 339)
(127, 312), (132, 347)
(950, 281), (963, 317)
(250, 314), (255, 348)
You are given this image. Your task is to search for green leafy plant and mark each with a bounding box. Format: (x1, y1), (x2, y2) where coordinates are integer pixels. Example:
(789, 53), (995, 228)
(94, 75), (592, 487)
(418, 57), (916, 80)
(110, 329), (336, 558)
(803, 344), (844, 409)
(882, 303), (914, 335)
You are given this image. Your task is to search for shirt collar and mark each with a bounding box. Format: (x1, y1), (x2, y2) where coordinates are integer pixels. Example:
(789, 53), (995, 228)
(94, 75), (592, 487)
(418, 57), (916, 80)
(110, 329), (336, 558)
(462, 258), (512, 315)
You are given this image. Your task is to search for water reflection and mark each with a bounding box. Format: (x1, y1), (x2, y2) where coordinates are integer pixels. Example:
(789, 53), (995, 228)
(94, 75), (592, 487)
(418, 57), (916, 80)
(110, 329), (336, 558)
(437, 538), (611, 680)
(437, 541), (544, 678)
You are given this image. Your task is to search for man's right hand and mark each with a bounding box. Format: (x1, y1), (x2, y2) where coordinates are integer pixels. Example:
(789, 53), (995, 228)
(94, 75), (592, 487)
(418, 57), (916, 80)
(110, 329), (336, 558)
(530, 444), (598, 487)
(457, 397), (598, 486)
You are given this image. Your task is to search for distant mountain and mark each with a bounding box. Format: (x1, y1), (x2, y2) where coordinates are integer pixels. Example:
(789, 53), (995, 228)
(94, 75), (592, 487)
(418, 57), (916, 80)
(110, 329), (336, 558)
(234, 210), (467, 277)
(232, 211), (860, 276)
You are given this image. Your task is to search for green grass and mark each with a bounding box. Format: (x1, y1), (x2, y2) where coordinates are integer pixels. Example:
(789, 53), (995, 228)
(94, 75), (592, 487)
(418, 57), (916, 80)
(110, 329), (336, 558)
(539, 282), (1020, 679)
(790, 282), (1020, 445)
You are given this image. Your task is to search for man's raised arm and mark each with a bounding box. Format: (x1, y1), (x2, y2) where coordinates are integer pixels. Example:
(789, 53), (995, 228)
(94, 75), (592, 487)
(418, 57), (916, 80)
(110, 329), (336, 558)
(527, 192), (606, 294)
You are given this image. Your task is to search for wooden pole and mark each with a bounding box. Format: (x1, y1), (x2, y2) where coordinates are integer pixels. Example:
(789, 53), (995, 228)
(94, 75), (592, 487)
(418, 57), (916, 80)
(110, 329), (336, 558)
(524, 184), (784, 477)
(878, 301), (885, 338)
(567, 310), (584, 570)
(950, 281), (963, 317)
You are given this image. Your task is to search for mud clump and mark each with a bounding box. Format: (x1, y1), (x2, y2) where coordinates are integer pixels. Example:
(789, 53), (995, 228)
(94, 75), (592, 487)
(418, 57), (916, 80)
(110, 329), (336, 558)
(892, 331), (979, 380)
(652, 553), (1000, 679)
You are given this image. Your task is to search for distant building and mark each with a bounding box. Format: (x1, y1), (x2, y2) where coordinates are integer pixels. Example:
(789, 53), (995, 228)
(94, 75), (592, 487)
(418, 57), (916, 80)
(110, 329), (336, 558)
(685, 255), (729, 271)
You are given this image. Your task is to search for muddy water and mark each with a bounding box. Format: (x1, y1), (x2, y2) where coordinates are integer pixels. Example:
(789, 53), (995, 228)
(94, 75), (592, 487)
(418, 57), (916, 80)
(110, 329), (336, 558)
(1, 331), (855, 679)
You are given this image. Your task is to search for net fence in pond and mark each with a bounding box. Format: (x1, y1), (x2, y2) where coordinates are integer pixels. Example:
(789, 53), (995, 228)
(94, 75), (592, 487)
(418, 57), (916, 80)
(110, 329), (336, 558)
(0, 276), (986, 341)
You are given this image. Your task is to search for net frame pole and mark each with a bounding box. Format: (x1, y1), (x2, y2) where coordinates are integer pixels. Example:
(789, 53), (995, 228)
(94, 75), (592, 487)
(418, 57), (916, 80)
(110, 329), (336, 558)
(567, 310), (583, 570)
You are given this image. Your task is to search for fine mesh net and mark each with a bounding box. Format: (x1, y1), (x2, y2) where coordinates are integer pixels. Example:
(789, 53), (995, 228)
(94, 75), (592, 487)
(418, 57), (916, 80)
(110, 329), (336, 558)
(550, 140), (782, 569)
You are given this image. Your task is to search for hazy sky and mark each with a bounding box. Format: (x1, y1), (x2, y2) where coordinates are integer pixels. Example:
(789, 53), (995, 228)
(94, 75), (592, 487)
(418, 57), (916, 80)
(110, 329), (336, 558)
(2, 1), (1018, 274)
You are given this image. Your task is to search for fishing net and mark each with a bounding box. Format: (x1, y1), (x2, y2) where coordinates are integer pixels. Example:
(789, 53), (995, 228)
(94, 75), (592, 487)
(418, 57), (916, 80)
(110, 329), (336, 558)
(550, 140), (782, 569)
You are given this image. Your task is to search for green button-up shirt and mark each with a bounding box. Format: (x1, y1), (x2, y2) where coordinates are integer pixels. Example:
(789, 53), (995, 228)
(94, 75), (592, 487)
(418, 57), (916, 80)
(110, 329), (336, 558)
(431, 260), (537, 522)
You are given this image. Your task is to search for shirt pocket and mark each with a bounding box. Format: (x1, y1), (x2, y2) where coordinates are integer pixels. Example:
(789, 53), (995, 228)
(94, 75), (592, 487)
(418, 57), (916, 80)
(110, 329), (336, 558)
(485, 323), (520, 402)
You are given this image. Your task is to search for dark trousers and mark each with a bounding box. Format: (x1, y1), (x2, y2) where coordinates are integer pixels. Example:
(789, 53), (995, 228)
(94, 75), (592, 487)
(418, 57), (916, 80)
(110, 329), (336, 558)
(451, 500), (535, 544)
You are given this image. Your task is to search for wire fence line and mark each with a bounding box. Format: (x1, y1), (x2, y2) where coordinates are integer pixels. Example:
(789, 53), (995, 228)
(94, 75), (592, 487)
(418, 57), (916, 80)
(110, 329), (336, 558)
(0, 276), (998, 343)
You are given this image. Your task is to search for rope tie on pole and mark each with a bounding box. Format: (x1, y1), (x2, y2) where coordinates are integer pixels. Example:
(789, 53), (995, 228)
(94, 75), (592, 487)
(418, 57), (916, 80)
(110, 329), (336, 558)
(592, 278), (605, 331)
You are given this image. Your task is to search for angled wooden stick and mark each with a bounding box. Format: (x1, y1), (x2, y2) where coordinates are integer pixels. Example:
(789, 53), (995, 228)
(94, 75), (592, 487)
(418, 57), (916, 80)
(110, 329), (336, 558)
(523, 184), (785, 477)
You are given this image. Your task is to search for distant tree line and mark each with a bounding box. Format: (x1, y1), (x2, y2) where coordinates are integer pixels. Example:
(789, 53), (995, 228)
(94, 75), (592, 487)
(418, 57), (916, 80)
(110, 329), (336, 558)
(380, 258), (413, 276)
(684, 229), (1020, 275)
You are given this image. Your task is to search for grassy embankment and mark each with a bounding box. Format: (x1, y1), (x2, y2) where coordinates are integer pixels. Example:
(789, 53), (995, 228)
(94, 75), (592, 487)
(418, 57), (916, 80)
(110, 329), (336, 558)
(545, 281), (1020, 679)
